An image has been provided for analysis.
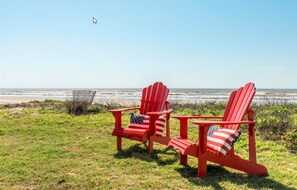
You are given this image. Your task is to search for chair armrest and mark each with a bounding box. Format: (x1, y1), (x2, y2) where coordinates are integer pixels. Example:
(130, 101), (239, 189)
(173, 116), (223, 120)
(109, 107), (140, 129)
(109, 107), (140, 113)
(170, 116), (221, 140)
(146, 109), (173, 116)
(192, 120), (255, 126)
(146, 109), (173, 136)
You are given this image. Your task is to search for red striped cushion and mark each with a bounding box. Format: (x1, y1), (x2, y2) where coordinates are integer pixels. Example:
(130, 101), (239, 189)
(206, 128), (241, 156)
(129, 115), (166, 136)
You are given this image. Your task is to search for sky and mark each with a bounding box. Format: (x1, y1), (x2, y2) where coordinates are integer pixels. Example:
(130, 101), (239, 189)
(0, 0), (296, 88)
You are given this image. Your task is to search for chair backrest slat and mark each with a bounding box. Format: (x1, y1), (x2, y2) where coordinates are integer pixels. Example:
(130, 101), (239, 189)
(222, 83), (256, 130)
(147, 83), (158, 112)
(141, 87), (147, 113)
(142, 85), (152, 114)
(159, 86), (169, 111)
(152, 83), (162, 111)
(140, 82), (169, 114)
(222, 90), (237, 122)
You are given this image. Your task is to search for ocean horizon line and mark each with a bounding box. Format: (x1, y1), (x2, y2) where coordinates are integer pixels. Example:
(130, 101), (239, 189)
(1, 87), (297, 90)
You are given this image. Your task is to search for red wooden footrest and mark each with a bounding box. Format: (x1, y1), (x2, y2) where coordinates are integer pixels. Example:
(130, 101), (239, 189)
(168, 137), (197, 155)
(112, 128), (149, 142)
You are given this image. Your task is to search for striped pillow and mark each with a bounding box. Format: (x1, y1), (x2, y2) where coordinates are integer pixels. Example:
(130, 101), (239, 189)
(207, 126), (220, 136)
(129, 114), (166, 136)
(206, 128), (241, 156)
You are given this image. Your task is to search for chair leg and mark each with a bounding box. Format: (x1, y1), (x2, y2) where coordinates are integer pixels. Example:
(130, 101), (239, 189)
(198, 154), (207, 178)
(197, 124), (209, 178)
(148, 139), (153, 153)
(117, 136), (122, 151)
(180, 154), (188, 165)
(179, 118), (188, 165)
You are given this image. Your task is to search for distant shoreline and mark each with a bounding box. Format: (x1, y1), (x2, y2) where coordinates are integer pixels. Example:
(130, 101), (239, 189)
(1, 88), (297, 104)
(0, 95), (296, 106)
(0, 96), (141, 105)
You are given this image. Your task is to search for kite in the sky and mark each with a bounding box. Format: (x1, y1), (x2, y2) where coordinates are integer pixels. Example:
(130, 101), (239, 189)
(92, 17), (97, 24)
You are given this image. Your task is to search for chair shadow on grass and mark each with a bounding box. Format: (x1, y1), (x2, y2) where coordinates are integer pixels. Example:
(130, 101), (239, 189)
(114, 143), (179, 166)
(114, 144), (294, 189)
(176, 164), (295, 190)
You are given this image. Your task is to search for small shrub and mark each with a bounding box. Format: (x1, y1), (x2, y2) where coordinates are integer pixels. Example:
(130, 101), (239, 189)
(281, 114), (297, 151)
(64, 101), (119, 115)
(104, 101), (122, 110)
(87, 104), (107, 113)
(65, 100), (90, 115)
(255, 106), (291, 140)
(281, 129), (297, 151)
(44, 99), (55, 103)
(170, 101), (226, 116)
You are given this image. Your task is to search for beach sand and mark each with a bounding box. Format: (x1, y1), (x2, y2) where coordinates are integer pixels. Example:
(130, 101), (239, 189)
(0, 96), (140, 106)
(0, 96), (59, 104)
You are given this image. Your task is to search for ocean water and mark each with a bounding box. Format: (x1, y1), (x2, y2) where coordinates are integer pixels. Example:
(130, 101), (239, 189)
(0, 88), (297, 104)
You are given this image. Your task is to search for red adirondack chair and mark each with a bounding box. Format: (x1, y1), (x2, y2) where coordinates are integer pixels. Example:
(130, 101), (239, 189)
(168, 83), (268, 178)
(110, 82), (173, 153)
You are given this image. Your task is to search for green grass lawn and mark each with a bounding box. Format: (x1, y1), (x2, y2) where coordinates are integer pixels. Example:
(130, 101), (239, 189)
(0, 107), (297, 189)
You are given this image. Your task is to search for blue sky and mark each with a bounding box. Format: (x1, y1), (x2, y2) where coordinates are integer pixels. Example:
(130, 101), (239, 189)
(0, 0), (296, 88)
